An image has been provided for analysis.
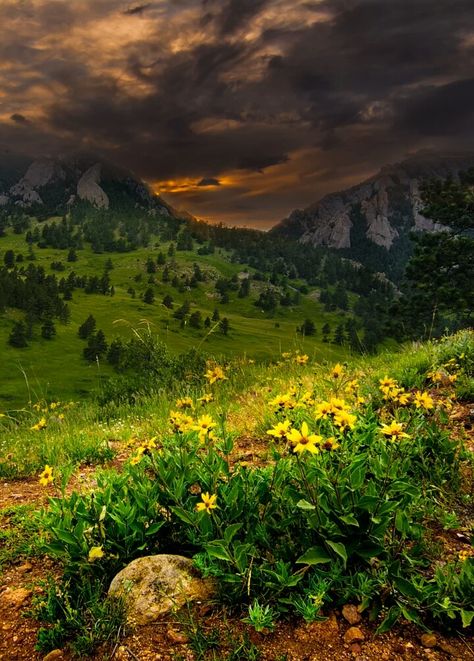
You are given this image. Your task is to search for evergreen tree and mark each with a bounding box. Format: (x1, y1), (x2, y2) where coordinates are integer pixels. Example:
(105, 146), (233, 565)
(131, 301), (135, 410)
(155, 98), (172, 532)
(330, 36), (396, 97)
(219, 317), (230, 335)
(204, 316), (211, 328)
(78, 314), (96, 339)
(107, 338), (123, 367)
(41, 318), (56, 340)
(189, 311), (202, 328)
(333, 323), (345, 345)
(83, 330), (108, 361)
(212, 307), (220, 321)
(299, 319), (316, 336)
(4, 250), (14, 268)
(162, 294), (174, 309)
(143, 288), (155, 304)
(67, 248), (78, 262)
(322, 322), (331, 343)
(9, 321), (28, 347)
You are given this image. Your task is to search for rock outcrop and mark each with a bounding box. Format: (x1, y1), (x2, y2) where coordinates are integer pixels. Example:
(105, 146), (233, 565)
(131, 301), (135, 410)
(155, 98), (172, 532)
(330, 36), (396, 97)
(77, 163), (109, 209)
(108, 554), (217, 625)
(274, 152), (474, 254)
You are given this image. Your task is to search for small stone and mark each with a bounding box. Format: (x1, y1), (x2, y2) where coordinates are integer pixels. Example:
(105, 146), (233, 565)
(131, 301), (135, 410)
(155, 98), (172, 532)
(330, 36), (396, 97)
(0, 587), (32, 609)
(17, 562), (33, 573)
(43, 651), (64, 661)
(167, 628), (190, 644)
(342, 604), (362, 625)
(351, 642), (362, 655)
(344, 627), (365, 644)
(420, 633), (437, 648)
(438, 640), (457, 656)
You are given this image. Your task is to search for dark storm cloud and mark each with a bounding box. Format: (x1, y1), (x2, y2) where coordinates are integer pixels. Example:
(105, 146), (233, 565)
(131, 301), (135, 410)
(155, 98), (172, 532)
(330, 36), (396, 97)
(0, 0), (473, 226)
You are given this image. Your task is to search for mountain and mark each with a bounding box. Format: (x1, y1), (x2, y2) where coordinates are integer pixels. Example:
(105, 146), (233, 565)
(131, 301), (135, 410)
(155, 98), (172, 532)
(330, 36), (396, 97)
(0, 152), (174, 217)
(271, 151), (474, 279)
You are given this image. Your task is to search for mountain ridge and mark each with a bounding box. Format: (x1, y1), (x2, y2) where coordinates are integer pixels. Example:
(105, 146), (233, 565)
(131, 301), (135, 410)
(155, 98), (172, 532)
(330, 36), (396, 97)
(271, 151), (474, 276)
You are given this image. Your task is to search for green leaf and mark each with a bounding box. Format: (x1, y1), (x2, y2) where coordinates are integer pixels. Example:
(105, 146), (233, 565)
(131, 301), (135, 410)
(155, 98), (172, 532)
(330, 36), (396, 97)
(461, 610), (474, 628)
(350, 464), (366, 490)
(205, 542), (232, 562)
(296, 546), (332, 565)
(326, 540), (348, 567)
(53, 529), (78, 546)
(296, 499), (316, 511)
(340, 514), (359, 527)
(376, 606), (401, 633)
(145, 521), (164, 536)
(224, 523), (243, 544)
(393, 575), (421, 600)
(169, 506), (196, 526)
(355, 543), (384, 560)
(357, 495), (379, 511)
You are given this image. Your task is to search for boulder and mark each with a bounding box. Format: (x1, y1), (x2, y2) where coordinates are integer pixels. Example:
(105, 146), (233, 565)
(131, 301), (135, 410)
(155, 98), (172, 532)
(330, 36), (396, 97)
(108, 554), (216, 625)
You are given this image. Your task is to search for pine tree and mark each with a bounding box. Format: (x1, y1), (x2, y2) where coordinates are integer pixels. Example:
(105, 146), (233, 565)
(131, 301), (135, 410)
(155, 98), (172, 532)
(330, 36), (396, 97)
(219, 317), (230, 335)
(67, 248), (78, 262)
(78, 314), (96, 339)
(333, 323), (345, 345)
(322, 322), (331, 343)
(162, 294), (174, 309)
(9, 321), (28, 348)
(143, 288), (155, 304)
(41, 318), (56, 340)
(212, 307), (220, 322)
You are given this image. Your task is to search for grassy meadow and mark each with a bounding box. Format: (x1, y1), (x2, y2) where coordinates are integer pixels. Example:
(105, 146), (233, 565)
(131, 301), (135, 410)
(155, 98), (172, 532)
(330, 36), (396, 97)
(0, 224), (350, 408)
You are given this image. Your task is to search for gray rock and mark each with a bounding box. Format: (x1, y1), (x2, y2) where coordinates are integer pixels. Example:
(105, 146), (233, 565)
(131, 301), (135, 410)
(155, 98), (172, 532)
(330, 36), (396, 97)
(108, 554), (217, 625)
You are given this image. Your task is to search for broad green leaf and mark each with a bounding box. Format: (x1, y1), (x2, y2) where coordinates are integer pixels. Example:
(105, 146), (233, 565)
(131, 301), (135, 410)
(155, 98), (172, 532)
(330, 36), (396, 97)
(393, 575), (421, 600)
(296, 499), (316, 511)
(376, 606), (401, 633)
(461, 610), (474, 628)
(224, 523), (243, 544)
(340, 514), (359, 527)
(326, 540), (348, 566)
(296, 546), (332, 565)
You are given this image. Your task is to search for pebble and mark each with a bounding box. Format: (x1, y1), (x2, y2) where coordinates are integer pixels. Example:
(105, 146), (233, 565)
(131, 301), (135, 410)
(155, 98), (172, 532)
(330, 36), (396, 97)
(438, 640), (457, 656)
(166, 628), (191, 644)
(42, 650), (64, 661)
(420, 633), (437, 648)
(342, 604), (362, 625)
(0, 587), (32, 609)
(344, 627), (365, 644)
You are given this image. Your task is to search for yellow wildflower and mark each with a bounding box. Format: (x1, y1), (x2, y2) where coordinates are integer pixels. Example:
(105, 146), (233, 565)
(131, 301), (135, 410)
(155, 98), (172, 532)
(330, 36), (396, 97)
(331, 363), (344, 379)
(39, 464), (54, 486)
(413, 391), (434, 410)
(281, 352), (291, 359)
(193, 415), (217, 441)
(380, 421), (410, 441)
(198, 393), (214, 404)
(314, 400), (333, 420)
(169, 411), (194, 433)
(270, 393), (294, 411)
(176, 397), (194, 410)
(205, 366), (227, 384)
(288, 421), (321, 454)
(88, 546), (105, 562)
(333, 410), (357, 431)
(267, 420), (292, 440)
(379, 376), (398, 390)
(196, 492), (218, 513)
(345, 379), (359, 395)
(296, 354), (309, 365)
(31, 417), (47, 431)
(321, 436), (340, 451)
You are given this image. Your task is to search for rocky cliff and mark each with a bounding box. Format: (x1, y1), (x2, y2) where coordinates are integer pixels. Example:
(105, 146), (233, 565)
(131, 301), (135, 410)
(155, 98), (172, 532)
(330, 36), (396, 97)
(0, 153), (172, 216)
(273, 152), (474, 253)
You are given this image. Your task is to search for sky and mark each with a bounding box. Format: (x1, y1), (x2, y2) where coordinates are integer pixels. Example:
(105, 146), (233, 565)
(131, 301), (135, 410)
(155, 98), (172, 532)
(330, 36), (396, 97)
(0, 0), (473, 228)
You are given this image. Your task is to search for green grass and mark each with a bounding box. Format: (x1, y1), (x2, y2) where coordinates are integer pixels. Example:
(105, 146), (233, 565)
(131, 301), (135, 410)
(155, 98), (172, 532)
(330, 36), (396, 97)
(0, 226), (351, 407)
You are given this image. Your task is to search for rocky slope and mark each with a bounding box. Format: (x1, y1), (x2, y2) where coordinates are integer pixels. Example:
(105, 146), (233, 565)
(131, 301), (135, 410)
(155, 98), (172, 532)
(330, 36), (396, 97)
(272, 152), (474, 276)
(0, 153), (172, 216)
